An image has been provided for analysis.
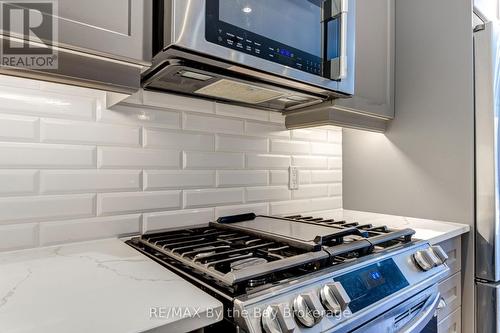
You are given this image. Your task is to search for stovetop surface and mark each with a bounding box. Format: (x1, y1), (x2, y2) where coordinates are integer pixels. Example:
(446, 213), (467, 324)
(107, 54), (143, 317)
(127, 213), (415, 297)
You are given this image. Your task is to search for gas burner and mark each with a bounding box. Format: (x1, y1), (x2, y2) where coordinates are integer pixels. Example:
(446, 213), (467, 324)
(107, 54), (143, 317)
(231, 259), (270, 289)
(230, 257), (268, 271)
(247, 277), (269, 288)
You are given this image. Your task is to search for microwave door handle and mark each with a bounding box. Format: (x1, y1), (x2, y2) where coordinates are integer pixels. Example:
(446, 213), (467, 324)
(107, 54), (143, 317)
(322, 0), (348, 80)
(399, 292), (441, 333)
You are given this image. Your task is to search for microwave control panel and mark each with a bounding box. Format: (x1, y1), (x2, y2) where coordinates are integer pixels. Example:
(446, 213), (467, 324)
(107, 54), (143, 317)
(206, 23), (323, 77)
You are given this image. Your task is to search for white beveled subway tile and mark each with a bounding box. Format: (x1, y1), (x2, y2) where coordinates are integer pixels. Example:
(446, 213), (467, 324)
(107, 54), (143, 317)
(40, 119), (140, 146)
(0, 85), (95, 120)
(0, 170), (38, 195)
(0, 194), (95, 224)
(216, 135), (268, 153)
(309, 197), (342, 211)
(0, 143), (96, 168)
(311, 170), (342, 183)
(144, 128), (215, 150)
(270, 170), (288, 185)
(40, 170), (142, 194)
(292, 184), (329, 199)
(271, 140), (310, 154)
(328, 157), (342, 170)
(39, 214), (141, 246)
(328, 129), (342, 143)
(144, 170), (215, 190)
(98, 147), (180, 169)
(217, 170), (268, 187)
(270, 199), (310, 215)
(143, 208), (214, 233)
(245, 121), (290, 138)
(0, 223), (38, 251)
(270, 197), (341, 215)
(40, 80), (105, 99)
(291, 128), (328, 142)
(184, 188), (244, 208)
(299, 170), (312, 184)
(310, 142), (342, 156)
(215, 203), (268, 218)
(184, 113), (244, 134)
(143, 90), (215, 113)
(0, 114), (38, 142)
(99, 104), (181, 129)
(98, 191), (181, 215)
(0, 74), (41, 89)
(215, 103), (269, 121)
(246, 186), (291, 202)
(183, 151), (244, 169)
(292, 156), (328, 169)
(269, 112), (286, 124)
(246, 154), (291, 169)
(329, 184), (342, 196)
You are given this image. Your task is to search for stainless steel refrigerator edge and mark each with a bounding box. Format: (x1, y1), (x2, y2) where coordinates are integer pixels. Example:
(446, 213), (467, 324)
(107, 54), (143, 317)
(474, 12), (500, 333)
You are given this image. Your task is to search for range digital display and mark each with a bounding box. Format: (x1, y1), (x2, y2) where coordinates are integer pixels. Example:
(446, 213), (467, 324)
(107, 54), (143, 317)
(335, 259), (409, 313)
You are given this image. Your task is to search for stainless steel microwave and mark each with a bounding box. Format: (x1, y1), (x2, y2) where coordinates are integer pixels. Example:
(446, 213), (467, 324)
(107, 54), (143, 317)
(143, 0), (356, 111)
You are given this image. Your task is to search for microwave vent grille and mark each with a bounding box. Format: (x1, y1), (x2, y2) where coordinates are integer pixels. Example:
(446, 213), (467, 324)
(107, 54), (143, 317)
(195, 79), (285, 104)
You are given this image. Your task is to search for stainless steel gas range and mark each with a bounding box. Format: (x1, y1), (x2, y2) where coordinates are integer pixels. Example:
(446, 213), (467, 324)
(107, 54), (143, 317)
(127, 213), (449, 333)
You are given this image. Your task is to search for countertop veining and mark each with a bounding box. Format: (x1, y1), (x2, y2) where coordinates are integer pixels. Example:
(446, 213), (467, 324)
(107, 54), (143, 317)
(0, 239), (223, 333)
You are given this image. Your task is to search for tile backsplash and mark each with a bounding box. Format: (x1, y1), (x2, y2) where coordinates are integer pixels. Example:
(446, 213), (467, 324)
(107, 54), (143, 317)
(0, 75), (342, 252)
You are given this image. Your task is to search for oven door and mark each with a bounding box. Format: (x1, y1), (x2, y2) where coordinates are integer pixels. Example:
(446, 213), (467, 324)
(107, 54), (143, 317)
(169, 0), (355, 94)
(351, 286), (441, 333)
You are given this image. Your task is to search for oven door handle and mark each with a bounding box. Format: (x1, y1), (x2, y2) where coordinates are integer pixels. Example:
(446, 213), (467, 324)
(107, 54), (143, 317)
(398, 292), (441, 333)
(322, 0), (349, 80)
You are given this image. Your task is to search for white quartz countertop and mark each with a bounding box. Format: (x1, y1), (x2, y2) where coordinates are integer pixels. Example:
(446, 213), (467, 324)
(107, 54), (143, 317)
(0, 239), (223, 333)
(302, 209), (470, 244)
(0, 209), (469, 333)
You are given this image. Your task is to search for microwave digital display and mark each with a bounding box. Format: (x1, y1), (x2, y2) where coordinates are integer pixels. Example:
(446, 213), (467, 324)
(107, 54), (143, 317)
(206, 0), (327, 76)
(218, 0), (321, 57)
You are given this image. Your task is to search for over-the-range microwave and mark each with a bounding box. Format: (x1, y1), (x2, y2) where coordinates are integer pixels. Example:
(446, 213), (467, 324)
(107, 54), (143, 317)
(143, 0), (356, 112)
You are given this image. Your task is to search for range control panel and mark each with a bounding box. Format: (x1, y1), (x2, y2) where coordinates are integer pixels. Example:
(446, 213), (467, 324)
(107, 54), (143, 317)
(236, 243), (449, 333)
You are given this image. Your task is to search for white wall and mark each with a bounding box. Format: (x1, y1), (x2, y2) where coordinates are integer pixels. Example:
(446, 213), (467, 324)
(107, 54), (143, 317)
(342, 0), (475, 331)
(343, 0), (474, 224)
(0, 75), (342, 252)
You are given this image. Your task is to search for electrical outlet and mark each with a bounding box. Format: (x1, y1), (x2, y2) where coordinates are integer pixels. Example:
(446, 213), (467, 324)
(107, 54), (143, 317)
(289, 166), (299, 190)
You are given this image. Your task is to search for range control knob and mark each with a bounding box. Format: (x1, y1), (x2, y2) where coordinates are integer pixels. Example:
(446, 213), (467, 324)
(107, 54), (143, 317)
(262, 304), (296, 333)
(320, 282), (351, 314)
(431, 245), (449, 264)
(413, 246), (447, 271)
(293, 293), (325, 327)
(413, 249), (434, 271)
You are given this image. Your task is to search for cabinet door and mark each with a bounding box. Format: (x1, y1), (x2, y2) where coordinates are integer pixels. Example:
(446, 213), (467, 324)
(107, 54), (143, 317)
(436, 237), (462, 280)
(438, 307), (462, 333)
(55, 0), (151, 64)
(334, 0), (395, 119)
(437, 272), (461, 322)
